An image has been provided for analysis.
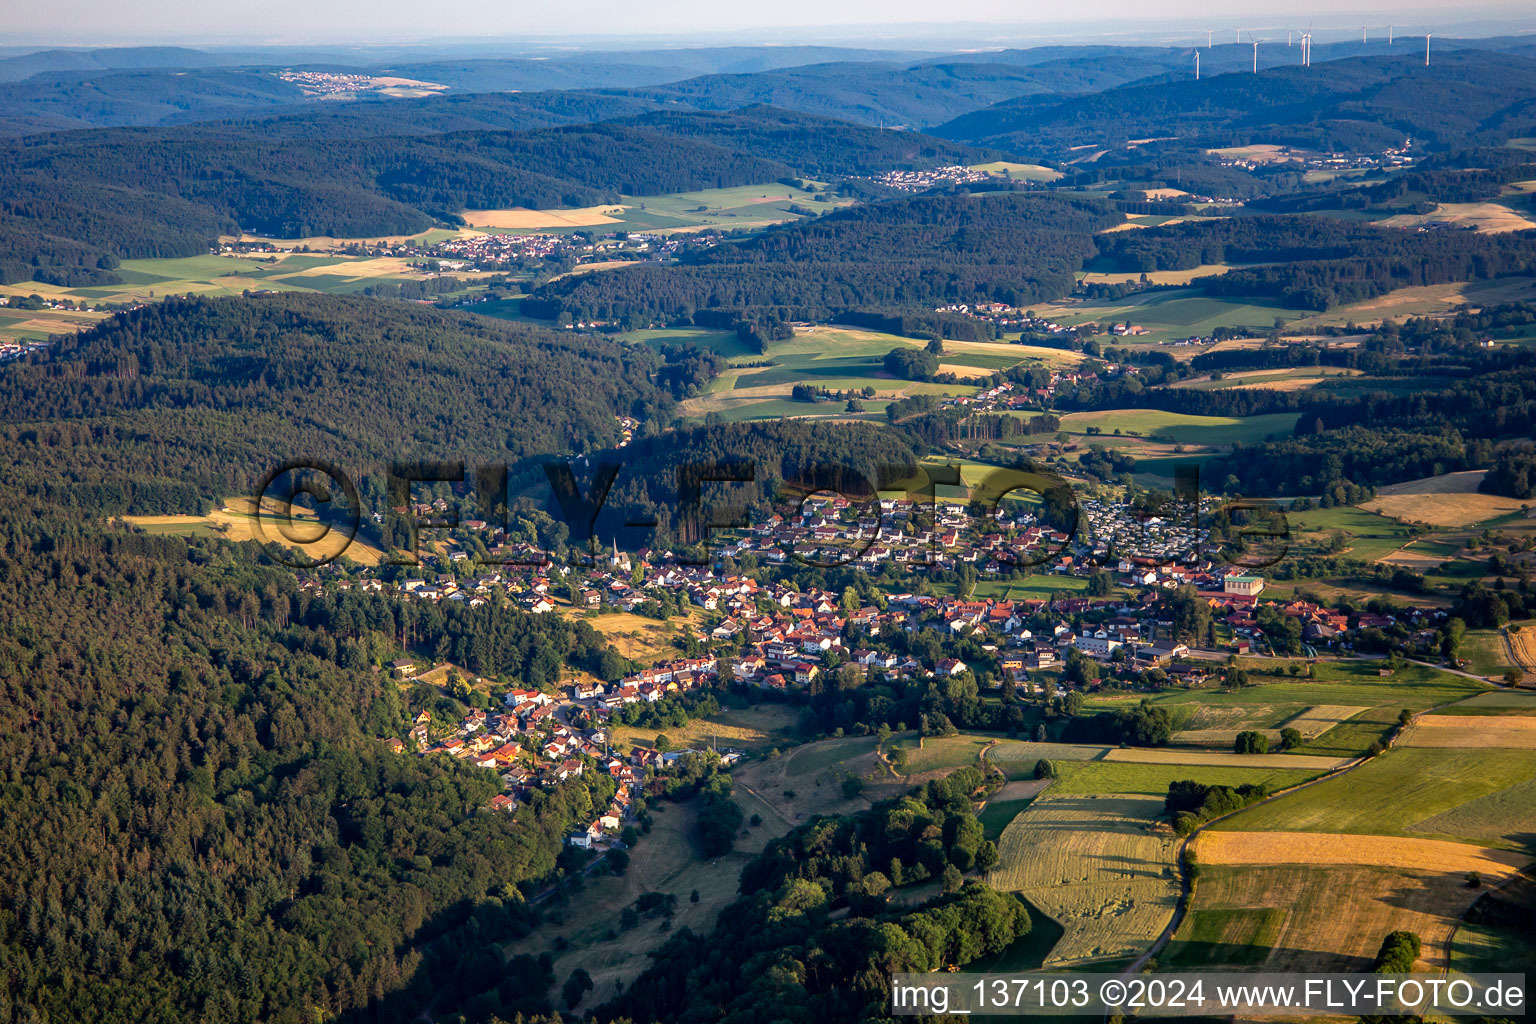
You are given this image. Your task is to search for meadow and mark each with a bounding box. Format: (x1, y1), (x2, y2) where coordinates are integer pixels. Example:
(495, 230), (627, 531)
(675, 325), (1076, 422)
(1057, 409), (1300, 445)
(1214, 746), (1536, 849)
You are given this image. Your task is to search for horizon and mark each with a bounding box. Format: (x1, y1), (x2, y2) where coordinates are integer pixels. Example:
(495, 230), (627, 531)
(3, 5), (1535, 50)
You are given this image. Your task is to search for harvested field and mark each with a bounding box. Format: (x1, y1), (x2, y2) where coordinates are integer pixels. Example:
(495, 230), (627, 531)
(988, 740), (1114, 765)
(1175, 862), (1508, 971)
(1399, 714), (1536, 748)
(461, 205), (627, 229)
(120, 495), (386, 565)
(1195, 830), (1533, 875)
(1509, 627), (1536, 678)
(1173, 704), (1368, 747)
(1377, 202), (1536, 234)
(988, 794), (1181, 964)
(1361, 470), (1526, 528)
(1102, 748), (1351, 771)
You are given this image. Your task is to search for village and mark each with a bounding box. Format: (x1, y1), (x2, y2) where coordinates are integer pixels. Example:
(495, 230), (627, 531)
(298, 485), (1445, 852)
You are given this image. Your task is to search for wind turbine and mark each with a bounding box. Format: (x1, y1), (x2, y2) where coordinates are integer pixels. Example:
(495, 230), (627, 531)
(1235, 27), (1242, 44)
(1288, 29), (1293, 46)
(1206, 27), (1213, 48)
(1424, 29), (1432, 66)
(1194, 50), (1201, 79)
(1252, 36), (1264, 73)
(1388, 24), (1394, 45)
(1363, 25), (1368, 44)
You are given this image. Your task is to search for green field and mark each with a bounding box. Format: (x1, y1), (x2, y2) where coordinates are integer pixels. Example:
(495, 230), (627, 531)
(1213, 746), (1536, 849)
(1285, 505), (1415, 560)
(1040, 287), (1301, 342)
(1058, 409), (1300, 445)
(3, 252), (462, 309)
(678, 326), (1011, 422)
(1046, 759), (1324, 797)
(1162, 907), (1288, 967)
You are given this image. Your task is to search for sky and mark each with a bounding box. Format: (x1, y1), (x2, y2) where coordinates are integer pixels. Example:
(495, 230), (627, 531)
(5, 0), (1535, 46)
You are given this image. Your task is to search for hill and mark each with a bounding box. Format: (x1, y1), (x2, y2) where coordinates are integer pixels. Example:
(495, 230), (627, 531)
(526, 191), (1120, 326)
(936, 50), (1536, 157)
(617, 105), (1001, 176)
(0, 123), (790, 284)
(0, 293), (670, 513)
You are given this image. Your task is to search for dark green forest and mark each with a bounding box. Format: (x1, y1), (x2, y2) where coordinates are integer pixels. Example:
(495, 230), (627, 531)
(0, 521), (618, 1024)
(525, 192), (1120, 325)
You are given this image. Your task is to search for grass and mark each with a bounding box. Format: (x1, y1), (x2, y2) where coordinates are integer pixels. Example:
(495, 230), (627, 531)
(1046, 759), (1325, 796)
(1214, 746), (1536, 849)
(1162, 907), (1287, 967)
(783, 735), (879, 777)
(1058, 409), (1299, 445)
(611, 701), (800, 754)
(1034, 287), (1301, 343)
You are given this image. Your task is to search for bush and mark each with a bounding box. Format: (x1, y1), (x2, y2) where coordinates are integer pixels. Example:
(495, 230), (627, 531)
(1234, 730), (1271, 754)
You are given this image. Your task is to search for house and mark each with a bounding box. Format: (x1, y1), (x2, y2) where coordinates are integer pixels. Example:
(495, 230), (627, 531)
(411, 710), (432, 751)
(935, 657), (968, 677)
(389, 658), (417, 677)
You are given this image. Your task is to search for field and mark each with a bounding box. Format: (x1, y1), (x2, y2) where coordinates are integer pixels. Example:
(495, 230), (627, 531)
(610, 700), (800, 754)
(516, 793), (788, 1012)
(3, 251), (486, 310)
(976, 779), (1051, 841)
(676, 324), (1076, 422)
(1284, 505), (1416, 561)
(1077, 262), (1239, 287)
(986, 794), (1182, 964)
(1450, 872), (1536, 974)
(461, 205), (628, 229)
(1438, 688), (1536, 714)
(1044, 759), (1326, 796)
(1399, 714), (1536, 748)
(1100, 747), (1350, 771)
(1361, 470), (1528, 528)
(1057, 409), (1299, 445)
(1032, 287), (1301, 342)
(1377, 201), (1536, 233)
(1286, 275), (1536, 329)
(1214, 747), (1536, 850)
(0, 303), (108, 344)
(119, 495), (386, 565)
(522, 735), (891, 1011)
(469, 182), (852, 236)
(1169, 861), (1512, 971)
(969, 161), (1063, 182)
(1196, 830), (1532, 875)
(579, 610), (701, 662)
(1172, 703), (1369, 748)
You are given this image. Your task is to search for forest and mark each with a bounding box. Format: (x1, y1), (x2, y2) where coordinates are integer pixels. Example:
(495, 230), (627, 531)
(0, 518), (622, 1024)
(0, 294), (670, 514)
(1094, 213), (1536, 310)
(0, 123), (792, 281)
(524, 192), (1120, 325)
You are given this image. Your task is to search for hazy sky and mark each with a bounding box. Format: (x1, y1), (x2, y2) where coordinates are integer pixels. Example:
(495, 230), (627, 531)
(6, 0), (1533, 46)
